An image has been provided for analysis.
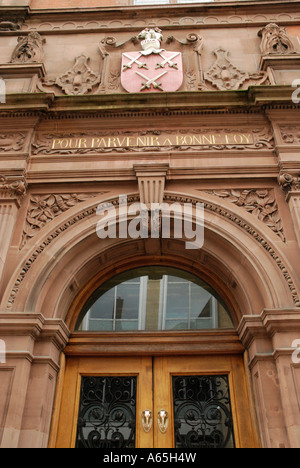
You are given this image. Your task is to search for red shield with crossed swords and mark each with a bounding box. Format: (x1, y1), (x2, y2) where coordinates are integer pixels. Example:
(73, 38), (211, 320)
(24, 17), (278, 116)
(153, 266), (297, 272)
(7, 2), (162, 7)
(121, 51), (183, 93)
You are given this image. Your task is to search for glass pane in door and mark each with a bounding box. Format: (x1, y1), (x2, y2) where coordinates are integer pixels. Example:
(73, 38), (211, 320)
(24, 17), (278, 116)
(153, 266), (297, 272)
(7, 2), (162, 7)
(76, 376), (137, 448)
(172, 375), (235, 449)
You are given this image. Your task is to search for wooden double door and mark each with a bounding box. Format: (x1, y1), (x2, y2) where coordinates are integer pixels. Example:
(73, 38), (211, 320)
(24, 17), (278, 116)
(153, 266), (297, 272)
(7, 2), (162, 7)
(54, 354), (258, 448)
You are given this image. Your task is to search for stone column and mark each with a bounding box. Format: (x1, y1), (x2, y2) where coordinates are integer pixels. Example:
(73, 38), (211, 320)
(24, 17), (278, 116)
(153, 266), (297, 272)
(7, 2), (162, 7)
(0, 175), (27, 283)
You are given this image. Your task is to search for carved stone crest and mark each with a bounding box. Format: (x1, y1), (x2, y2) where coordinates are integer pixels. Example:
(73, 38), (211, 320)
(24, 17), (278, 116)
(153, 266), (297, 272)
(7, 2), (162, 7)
(121, 27), (183, 93)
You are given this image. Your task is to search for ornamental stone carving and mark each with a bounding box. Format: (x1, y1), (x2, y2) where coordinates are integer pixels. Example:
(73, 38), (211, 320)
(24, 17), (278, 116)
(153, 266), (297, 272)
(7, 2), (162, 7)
(0, 174), (27, 202)
(21, 193), (101, 248)
(258, 23), (297, 55)
(11, 32), (46, 64)
(202, 48), (268, 91)
(0, 133), (26, 152)
(207, 189), (285, 242)
(279, 126), (300, 145)
(137, 27), (164, 56)
(278, 173), (300, 194)
(41, 54), (100, 96)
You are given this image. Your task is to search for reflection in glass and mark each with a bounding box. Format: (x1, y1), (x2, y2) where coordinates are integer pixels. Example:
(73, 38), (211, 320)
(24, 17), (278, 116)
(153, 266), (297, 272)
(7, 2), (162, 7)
(76, 267), (234, 332)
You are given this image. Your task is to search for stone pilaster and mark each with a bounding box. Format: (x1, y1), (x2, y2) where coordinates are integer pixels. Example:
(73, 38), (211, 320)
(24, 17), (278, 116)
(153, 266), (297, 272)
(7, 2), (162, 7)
(0, 175), (27, 283)
(278, 173), (300, 246)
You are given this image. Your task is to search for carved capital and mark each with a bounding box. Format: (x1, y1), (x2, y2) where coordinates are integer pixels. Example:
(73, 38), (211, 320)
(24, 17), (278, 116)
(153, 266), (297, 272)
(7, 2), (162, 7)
(0, 175), (27, 203)
(278, 173), (300, 194)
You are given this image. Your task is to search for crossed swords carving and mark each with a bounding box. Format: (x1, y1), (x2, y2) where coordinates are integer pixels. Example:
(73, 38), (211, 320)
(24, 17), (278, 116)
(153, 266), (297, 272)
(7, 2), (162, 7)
(123, 52), (180, 91)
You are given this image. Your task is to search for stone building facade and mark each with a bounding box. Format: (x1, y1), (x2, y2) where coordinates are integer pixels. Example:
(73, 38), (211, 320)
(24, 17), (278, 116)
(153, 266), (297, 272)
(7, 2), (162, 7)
(0, 0), (300, 448)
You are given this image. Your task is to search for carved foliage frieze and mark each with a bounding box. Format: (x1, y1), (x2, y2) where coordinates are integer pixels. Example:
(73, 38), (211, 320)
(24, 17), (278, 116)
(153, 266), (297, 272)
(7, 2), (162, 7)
(206, 189), (285, 242)
(21, 192), (102, 248)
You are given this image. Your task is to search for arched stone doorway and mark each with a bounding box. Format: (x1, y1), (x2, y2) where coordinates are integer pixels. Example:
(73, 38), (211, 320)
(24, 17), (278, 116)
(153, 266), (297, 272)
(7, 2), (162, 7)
(1, 191), (298, 448)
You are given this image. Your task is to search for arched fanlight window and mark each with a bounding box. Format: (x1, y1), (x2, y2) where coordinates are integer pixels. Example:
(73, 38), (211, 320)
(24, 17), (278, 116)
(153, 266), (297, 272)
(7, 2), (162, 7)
(75, 267), (234, 332)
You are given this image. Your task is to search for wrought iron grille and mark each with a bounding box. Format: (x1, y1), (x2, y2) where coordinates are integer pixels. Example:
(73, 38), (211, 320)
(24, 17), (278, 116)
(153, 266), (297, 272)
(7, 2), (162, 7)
(172, 375), (235, 449)
(76, 376), (137, 448)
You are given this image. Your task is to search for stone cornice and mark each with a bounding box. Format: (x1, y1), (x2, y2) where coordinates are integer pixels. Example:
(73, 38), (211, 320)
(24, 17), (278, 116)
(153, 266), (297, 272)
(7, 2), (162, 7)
(238, 308), (300, 347)
(23, 1), (300, 26)
(0, 313), (70, 350)
(0, 87), (297, 116)
(0, 1), (298, 38)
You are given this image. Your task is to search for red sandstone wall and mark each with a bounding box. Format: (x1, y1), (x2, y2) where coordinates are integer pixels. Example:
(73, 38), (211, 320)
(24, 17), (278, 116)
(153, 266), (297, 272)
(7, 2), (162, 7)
(30, 0), (127, 9)
(29, 0), (226, 9)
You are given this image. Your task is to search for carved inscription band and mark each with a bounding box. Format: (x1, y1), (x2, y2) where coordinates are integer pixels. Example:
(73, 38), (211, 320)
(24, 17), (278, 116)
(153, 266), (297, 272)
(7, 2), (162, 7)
(52, 132), (254, 150)
(32, 128), (274, 154)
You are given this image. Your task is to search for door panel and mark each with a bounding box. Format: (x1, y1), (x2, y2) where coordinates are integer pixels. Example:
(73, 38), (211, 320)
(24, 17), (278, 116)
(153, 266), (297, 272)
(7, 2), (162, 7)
(54, 355), (258, 448)
(55, 357), (154, 448)
(153, 356), (257, 449)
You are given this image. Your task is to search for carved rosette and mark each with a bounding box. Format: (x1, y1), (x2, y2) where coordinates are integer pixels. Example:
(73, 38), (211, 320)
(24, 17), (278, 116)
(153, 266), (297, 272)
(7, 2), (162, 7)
(206, 189), (285, 242)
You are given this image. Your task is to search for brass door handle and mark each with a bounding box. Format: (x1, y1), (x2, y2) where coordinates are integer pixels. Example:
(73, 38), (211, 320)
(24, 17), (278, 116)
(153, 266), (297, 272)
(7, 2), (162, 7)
(158, 410), (168, 434)
(142, 410), (153, 433)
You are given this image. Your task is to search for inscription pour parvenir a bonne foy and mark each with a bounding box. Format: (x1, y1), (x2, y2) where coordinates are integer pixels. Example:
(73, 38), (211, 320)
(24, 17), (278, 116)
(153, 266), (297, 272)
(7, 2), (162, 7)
(51, 132), (254, 150)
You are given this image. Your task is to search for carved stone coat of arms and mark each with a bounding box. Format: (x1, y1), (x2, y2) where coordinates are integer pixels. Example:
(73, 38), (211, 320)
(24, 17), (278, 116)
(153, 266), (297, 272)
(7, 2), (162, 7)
(121, 27), (183, 93)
